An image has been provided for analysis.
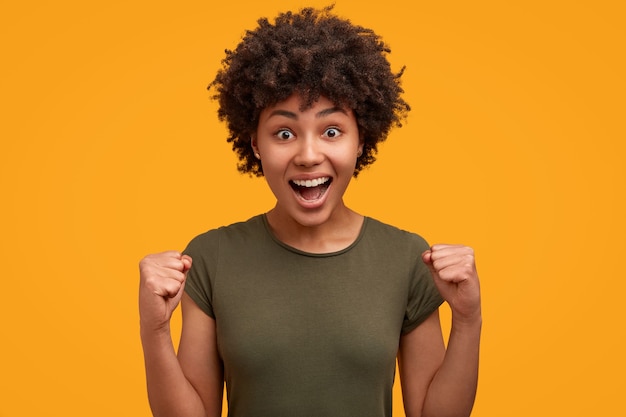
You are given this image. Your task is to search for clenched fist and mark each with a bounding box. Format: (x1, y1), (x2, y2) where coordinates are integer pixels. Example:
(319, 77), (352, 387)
(139, 251), (192, 333)
(422, 244), (481, 324)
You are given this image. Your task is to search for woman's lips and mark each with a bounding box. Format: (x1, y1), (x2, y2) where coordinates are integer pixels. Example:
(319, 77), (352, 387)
(290, 177), (332, 202)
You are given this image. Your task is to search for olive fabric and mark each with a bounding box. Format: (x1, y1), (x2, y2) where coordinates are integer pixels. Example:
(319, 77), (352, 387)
(183, 214), (443, 417)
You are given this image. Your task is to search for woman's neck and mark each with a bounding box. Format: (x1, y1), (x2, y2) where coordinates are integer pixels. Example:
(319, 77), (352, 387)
(265, 205), (364, 254)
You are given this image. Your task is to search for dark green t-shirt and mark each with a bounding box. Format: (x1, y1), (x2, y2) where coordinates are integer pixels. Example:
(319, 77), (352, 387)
(184, 214), (443, 417)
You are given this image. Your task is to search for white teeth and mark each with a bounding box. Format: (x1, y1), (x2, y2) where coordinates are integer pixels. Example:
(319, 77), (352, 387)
(292, 177), (330, 187)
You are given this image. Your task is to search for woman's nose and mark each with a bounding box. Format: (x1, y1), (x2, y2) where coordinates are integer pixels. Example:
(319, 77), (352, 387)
(293, 137), (324, 167)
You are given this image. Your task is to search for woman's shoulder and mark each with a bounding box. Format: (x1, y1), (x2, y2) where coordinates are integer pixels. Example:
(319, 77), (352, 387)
(364, 217), (430, 250)
(184, 214), (266, 253)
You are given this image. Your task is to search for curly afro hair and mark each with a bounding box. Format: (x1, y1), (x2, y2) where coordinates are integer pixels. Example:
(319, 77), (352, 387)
(209, 5), (410, 177)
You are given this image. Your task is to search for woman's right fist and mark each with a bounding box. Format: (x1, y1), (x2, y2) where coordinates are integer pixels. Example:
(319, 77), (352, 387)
(139, 251), (192, 333)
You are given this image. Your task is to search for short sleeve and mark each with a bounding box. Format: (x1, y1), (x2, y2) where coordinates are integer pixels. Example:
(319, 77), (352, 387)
(401, 236), (445, 334)
(182, 230), (219, 318)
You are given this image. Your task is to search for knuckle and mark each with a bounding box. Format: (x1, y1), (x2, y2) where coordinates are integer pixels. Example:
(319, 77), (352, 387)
(139, 256), (152, 268)
(143, 274), (161, 289)
(164, 281), (182, 297)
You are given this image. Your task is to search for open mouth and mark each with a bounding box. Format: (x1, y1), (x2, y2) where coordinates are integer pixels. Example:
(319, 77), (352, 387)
(289, 177), (332, 201)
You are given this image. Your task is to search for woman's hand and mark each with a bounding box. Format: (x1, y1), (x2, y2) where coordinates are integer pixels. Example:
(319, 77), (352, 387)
(422, 244), (481, 325)
(139, 251), (192, 334)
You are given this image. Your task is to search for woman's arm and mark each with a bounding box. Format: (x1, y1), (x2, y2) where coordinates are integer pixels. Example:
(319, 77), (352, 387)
(398, 310), (446, 417)
(399, 309), (481, 417)
(399, 244), (482, 417)
(139, 252), (223, 417)
(178, 293), (224, 416)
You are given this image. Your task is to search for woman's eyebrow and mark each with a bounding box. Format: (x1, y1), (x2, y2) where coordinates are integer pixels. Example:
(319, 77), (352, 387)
(267, 106), (348, 120)
(268, 109), (298, 119)
(316, 107), (348, 118)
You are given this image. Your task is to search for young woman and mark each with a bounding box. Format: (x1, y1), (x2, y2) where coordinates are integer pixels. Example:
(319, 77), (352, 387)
(139, 6), (481, 417)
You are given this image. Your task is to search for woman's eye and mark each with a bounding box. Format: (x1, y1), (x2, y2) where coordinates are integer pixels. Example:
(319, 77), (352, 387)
(324, 127), (341, 138)
(276, 129), (294, 140)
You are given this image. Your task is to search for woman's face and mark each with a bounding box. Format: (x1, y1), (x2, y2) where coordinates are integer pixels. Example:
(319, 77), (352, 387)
(253, 93), (363, 228)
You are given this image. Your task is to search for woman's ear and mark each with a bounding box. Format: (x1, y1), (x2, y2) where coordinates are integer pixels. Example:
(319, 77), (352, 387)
(357, 139), (364, 158)
(251, 135), (261, 159)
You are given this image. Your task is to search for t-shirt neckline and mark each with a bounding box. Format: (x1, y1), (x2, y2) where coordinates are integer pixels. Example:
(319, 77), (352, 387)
(259, 213), (370, 258)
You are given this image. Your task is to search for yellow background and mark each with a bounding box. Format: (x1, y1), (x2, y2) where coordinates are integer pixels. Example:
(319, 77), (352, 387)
(1, 0), (624, 416)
